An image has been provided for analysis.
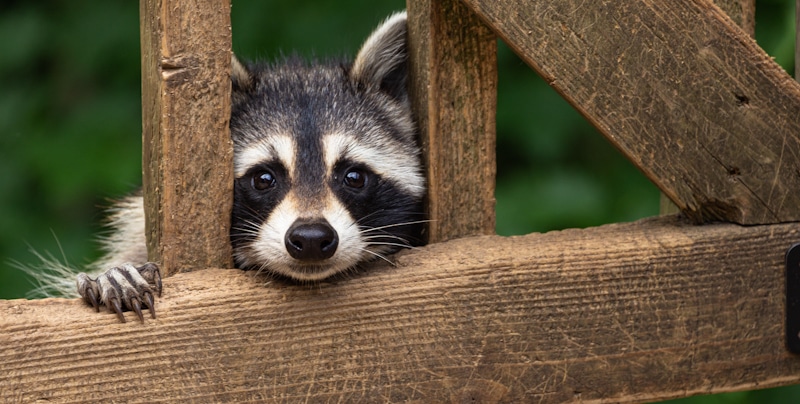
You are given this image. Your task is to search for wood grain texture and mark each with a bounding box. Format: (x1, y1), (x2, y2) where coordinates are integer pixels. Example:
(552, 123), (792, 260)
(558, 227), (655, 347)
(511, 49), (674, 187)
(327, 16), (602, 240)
(659, 0), (754, 215)
(140, 0), (234, 275)
(3, 216), (800, 403)
(461, 0), (800, 224)
(713, 0), (755, 37)
(407, 0), (497, 243)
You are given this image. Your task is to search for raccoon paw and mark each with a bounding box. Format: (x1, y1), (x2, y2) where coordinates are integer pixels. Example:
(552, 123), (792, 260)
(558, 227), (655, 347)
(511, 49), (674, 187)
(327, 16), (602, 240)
(76, 262), (162, 323)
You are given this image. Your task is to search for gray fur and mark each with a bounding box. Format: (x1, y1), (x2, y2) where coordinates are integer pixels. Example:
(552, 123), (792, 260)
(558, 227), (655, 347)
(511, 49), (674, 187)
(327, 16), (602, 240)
(24, 11), (425, 299)
(228, 11), (425, 280)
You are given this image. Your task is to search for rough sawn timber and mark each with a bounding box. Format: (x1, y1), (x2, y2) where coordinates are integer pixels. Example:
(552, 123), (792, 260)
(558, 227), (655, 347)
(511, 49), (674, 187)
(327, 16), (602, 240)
(3, 216), (800, 403)
(140, 0), (234, 275)
(460, 0), (800, 225)
(713, 0), (754, 37)
(659, 0), (754, 216)
(407, 0), (498, 243)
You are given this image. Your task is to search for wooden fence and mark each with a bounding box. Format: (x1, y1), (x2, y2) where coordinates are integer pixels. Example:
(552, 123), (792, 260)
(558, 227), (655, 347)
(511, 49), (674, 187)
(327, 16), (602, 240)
(2, 0), (800, 402)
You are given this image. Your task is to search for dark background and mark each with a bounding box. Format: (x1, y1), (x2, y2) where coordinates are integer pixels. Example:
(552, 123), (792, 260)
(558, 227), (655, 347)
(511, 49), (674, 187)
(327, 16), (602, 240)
(0, 1), (796, 402)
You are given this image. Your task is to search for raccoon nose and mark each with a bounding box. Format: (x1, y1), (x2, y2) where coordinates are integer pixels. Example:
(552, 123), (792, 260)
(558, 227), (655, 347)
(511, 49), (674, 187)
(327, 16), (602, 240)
(285, 219), (339, 261)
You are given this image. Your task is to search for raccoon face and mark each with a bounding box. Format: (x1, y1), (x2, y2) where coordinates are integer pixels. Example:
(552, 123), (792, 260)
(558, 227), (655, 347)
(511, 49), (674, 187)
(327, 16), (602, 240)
(228, 12), (426, 281)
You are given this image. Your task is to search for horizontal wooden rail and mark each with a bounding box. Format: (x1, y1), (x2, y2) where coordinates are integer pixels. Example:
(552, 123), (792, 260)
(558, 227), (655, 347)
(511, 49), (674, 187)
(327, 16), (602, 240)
(3, 216), (800, 402)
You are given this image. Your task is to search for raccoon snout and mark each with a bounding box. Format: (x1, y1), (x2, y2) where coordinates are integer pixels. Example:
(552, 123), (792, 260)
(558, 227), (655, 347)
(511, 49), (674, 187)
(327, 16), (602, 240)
(284, 219), (339, 261)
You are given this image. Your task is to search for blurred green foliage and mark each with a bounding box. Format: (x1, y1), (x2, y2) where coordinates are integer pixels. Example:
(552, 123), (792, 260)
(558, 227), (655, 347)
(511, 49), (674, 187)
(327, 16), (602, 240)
(0, 0), (796, 402)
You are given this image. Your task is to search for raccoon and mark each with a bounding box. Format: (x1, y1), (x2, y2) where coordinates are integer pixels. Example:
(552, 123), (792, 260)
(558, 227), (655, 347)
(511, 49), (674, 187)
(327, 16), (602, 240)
(41, 11), (425, 322)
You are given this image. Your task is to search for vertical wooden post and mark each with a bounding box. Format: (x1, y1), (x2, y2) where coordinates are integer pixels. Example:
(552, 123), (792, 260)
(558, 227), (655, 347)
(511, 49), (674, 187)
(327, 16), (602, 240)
(407, 0), (498, 243)
(140, 0), (234, 275)
(659, 0), (755, 216)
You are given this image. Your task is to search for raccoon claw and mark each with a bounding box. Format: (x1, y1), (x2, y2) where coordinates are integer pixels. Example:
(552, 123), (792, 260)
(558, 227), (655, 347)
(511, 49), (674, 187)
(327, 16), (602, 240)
(76, 262), (162, 323)
(76, 273), (101, 312)
(107, 294), (125, 323)
(129, 296), (143, 322)
(143, 291), (156, 318)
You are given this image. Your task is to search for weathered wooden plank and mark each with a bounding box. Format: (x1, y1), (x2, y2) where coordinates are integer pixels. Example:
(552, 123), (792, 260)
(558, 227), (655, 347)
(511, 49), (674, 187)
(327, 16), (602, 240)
(461, 0), (800, 224)
(660, 0), (755, 215)
(713, 0), (755, 37)
(140, 0), (234, 275)
(2, 216), (800, 403)
(407, 0), (497, 243)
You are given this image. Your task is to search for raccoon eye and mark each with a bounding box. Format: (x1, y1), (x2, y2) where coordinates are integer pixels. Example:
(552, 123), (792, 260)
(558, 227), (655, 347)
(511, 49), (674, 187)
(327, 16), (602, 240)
(251, 170), (276, 191)
(343, 169), (367, 189)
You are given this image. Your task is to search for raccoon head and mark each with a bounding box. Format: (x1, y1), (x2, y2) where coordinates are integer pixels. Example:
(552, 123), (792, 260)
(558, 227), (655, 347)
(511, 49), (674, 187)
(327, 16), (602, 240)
(228, 12), (426, 281)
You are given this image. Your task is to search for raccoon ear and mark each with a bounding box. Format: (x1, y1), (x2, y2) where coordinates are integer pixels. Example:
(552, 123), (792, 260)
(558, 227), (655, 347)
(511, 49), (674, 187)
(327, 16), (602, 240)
(231, 54), (253, 90)
(351, 11), (409, 101)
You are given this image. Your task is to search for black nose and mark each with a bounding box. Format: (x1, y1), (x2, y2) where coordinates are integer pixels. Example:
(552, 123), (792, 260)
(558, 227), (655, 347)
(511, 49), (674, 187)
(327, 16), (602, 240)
(284, 219), (339, 261)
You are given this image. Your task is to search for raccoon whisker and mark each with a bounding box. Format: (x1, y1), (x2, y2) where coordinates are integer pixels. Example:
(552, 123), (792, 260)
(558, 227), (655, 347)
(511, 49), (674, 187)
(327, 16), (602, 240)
(230, 228), (260, 239)
(366, 241), (419, 250)
(235, 216), (260, 228)
(354, 209), (425, 229)
(254, 262), (272, 279)
(359, 231), (417, 247)
(243, 205), (265, 219)
(358, 219), (431, 233)
(358, 227), (412, 240)
(231, 218), (266, 238)
(237, 219), (263, 233)
(361, 234), (413, 247)
(359, 248), (396, 266)
(237, 207), (267, 229)
(242, 251), (277, 279)
(239, 219), (262, 231)
(354, 208), (387, 224)
(231, 224), (260, 235)
(361, 236), (411, 246)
